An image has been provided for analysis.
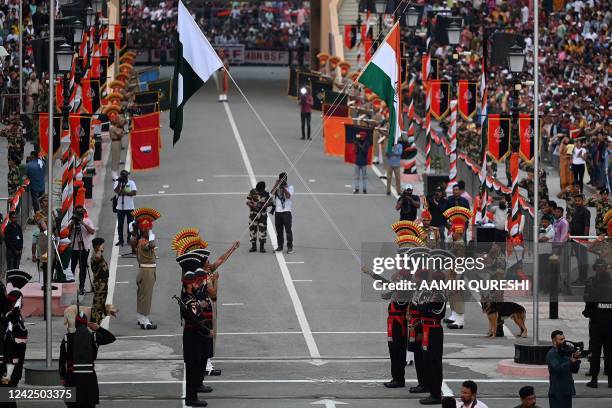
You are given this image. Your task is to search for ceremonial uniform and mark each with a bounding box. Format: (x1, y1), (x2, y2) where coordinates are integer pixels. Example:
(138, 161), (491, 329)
(246, 185), (271, 252)
(90, 251), (109, 325)
(386, 300), (409, 387)
(1, 123), (25, 165)
(582, 262), (612, 388)
(0, 291), (27, 408)
(59, 314), (115, 407)
(410, 283), (446, 404)
(133, 208), (161, 329)
(109, 117), (125, 180)
(7, 161), (20, 199)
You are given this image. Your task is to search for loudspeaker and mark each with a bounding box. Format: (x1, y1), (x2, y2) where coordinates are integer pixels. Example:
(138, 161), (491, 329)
(423, 174), (449, 197)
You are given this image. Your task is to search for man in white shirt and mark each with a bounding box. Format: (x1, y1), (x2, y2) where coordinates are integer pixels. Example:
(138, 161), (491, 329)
(113, 170), (138, 246)
(68, 206), (96, 294)
(273, 172), (294, 254)
(489, 198), (509, 243)
(457, 380), (488, 408)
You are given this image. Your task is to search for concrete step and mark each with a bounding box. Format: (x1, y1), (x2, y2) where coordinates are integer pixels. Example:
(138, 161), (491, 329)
(20, 282), (76, 317)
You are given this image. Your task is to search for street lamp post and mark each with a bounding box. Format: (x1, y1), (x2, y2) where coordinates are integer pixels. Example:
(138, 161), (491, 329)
(375, 0), (386, 37)
(446, 20), (462, 189)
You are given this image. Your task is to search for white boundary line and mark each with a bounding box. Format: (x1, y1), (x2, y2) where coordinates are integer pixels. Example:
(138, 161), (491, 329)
(136, 192), (388, 197)
(114, 330), (487, 339)
(103, 138), (131, 329)
(99, 378), (602, 384)
(222, 100), (323, 366)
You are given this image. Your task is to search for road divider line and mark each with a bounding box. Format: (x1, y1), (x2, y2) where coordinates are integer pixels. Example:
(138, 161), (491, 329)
(222, 99), (323, 366)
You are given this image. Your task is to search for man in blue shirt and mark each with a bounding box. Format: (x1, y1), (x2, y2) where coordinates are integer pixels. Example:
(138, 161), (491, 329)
(445, 184), (470, 210)
(385, 142), (403, 195)
(354, 132), (370, 194)
(25, 152), (46, 213)
(546, 330), (581, 408)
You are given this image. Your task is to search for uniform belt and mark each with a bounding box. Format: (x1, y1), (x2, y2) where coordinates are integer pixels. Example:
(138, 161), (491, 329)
(140, 263), (156, 268)
(14, 337), (27, 344)
(421, 318), (441, 351)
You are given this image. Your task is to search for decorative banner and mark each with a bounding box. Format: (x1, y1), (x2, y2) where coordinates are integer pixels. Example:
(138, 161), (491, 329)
(421, 55), (439, 81)
(80, 79), (101, 114)
(99, 58), (109, 86)
(323, 104), (349, 117)
(132, 112), (160, 131)
(344, 24), (357, 49)
(288, 67), (298, 97)
(131, 103), (159, 115)
(429, 80), (450, 120)
(311, 78), (333, 111)
(324, 90), (347, 106)
(344, 124), (373, 164)
(296, 71), (319, 96)
(518, 114), (535, 163)
(458, 81), (477, 120)
(487, 114), (511, 162)
(148, 79), (172, 111)
(323, 116), (352, 157)
(135, 91), (159, 106)
(55, 80), (76, 112)
(131, 128), (160, 171)
(69, 114), (92, 158)
(90, 56), (101, 79)
(39, 113), (62, 156)
(113, 24), (122, 50)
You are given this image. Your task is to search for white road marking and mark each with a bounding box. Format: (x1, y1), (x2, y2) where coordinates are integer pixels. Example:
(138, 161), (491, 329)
(221, 303), (244, 306)
(162, 185), (169, 188)
(136, 192), (388, 197)
(222, 100), (323, 366)
(114, 331), (486, 339)
(115, 281), (129, 284)
(285, 261), (305, 264)
(308, 179), (316, 182)
(213, 174), (276, 178)
(105, 138), (132, 329)
(442, 382), (454, 396)
(292, 279), (313, 282)
(196, 178), (204, 182)
(157, 190), (165, 194)
(344, 184), (352, 188)
(116, 264), (134, 268)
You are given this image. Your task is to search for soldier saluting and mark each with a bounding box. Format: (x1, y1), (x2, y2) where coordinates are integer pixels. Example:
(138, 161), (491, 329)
(246, 181), (273, 253)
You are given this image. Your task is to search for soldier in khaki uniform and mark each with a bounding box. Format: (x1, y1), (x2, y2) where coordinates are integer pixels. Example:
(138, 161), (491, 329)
(246, 181), (272, 253)
(135, 218), (157, 330)
(109, 115), (125, 181)
(420, 210), (441, 249)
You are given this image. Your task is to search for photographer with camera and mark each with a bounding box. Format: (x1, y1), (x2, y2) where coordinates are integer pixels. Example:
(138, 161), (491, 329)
(113, 170), (138, 247)
(68, 206), (96, 294)
(395, 184), (420, 221)
(546, 330), (582, 408)
(272, 172), (294, 254)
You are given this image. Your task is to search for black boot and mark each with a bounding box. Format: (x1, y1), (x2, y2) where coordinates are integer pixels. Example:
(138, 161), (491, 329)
(409, 385), (428, 393)
(419, 395), (442, 405)
(259, 240), (266, 253)
(249, 242), (257, 252)
(383, 379), (405, 388)
(586, 376), (598, 388)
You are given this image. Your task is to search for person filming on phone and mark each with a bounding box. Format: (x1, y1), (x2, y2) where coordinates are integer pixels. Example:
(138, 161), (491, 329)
(113, 170), (137, 246)
(272, 172), (294, 254)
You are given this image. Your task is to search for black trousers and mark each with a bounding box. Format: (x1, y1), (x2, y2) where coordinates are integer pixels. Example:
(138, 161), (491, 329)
(413, 346), (427, 388)
(31, 189), (43, 213)
(589, 319), (612, 377)
(116, 210), (134, 244)
(300, 112), (311, 139)
(388, 339), (407, 383)
(275, 211), (293, 250)
(72, 249), (89, 289)
(6, 247), (21, 270)
(421, 327), (444, 399)
(571, 242), (588, 282)
(548, 394), (572, 408)
(185, 362), (201, 401)
(572, 163), (585, 191)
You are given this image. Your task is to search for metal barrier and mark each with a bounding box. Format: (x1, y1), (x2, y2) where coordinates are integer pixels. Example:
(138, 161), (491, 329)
(1, 93), (20, 122)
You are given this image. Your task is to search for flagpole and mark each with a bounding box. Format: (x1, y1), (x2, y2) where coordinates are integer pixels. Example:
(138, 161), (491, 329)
(46, 0), (55, 369)
(532, 0), (540, 346)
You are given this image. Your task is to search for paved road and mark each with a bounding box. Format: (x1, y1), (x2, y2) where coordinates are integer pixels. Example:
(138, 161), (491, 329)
(19, 68), (611, 407)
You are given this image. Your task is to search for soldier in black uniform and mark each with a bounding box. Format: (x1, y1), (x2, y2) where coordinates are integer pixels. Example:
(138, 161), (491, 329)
(194, 268), (215, 394)
(178, 252), (213, 408)
(583, 258), (612, 388)
(410, 269), (447, 405)
(0, 290), (28, 408)
(59, 312), (116, 407)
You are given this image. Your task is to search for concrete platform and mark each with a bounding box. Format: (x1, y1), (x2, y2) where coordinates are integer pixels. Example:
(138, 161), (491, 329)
(497, 358), (549, 378)
(19, 282), (76, 317)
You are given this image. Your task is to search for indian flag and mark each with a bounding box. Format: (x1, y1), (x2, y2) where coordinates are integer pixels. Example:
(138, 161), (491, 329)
(170, 0), (223, 145)
(357, 22), (402, 152)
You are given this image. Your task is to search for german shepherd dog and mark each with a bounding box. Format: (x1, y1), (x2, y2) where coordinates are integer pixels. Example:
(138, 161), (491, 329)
(481, 301), (528, 338)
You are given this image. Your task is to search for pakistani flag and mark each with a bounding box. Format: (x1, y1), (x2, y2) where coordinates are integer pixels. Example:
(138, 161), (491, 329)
(170, 0), (223, 145)
(357, 22), (402, 152)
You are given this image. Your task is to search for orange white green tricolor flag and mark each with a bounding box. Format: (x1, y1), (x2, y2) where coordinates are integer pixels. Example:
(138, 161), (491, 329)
(357, 22), (402, 152)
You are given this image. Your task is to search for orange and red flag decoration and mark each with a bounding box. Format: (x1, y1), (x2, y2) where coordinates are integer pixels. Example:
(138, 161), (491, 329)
(487, 114), (511, 162)
(323, 115), (352, 157)
(518, 114), (539, 164)
(80, 79), (101, 114)
(344, 124), (373, 165)
(132, 112), (160, 131)
(131, 128), (160, 171)
(39, 113), (62, 156)
(458, 81), (477, 120)
(429, 80), (450, 120)
(69, 114), (92, 157)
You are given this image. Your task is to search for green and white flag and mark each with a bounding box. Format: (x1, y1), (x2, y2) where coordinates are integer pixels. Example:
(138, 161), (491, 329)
(357, 22), (403, 152)
(170, 0), (223, 145)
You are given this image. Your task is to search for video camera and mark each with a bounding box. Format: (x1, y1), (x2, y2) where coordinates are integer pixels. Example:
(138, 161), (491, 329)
(559, 341), (589, 358)
(71, 212), (84, 224)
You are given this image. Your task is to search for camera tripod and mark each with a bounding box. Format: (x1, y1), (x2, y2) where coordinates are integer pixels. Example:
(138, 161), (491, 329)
(71, 222), (95, 295)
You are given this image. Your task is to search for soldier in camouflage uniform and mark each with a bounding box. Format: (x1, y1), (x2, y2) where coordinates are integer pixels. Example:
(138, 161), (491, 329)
(246, 181), (272, 253)
(556, 183), (581, 221)
(585, 188), (612, 235)
(7, 155), (21, 199)
(1, 116), (25, 164)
